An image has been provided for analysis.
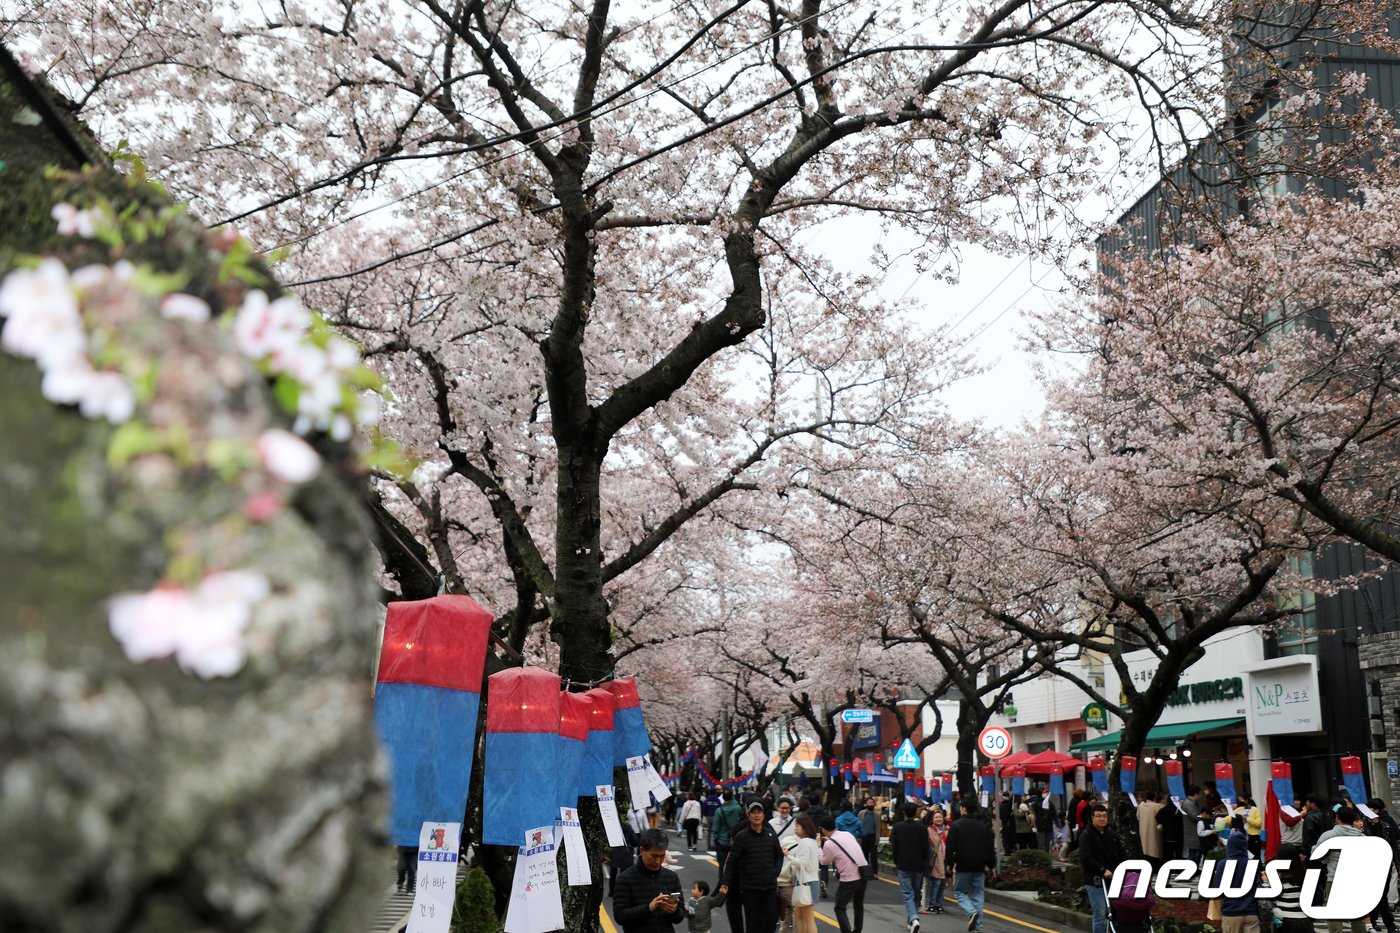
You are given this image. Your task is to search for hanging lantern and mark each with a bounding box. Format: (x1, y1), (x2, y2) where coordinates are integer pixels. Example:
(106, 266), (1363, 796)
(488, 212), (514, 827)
(903, 772), (914, 799)
(605, 677), (652, 762)
(979, 765), (995, 796)
(1048, 765), (1065, 799)
(1340, 756), (1368, 805)
(1007, 765), (1026, 797)
(941, 773), (953, 803)
(915, 776), (927, 801)
(373, 595), (492, 846)
(1164, 759), (1185, 802)
(1214, 761), (1237, 808)
(559, 691), (593, 805)
(581, 687), (617, 794)
(483, 667), (562, 846)
(828, 758), (839, 781)
(1089, 757), (1108, 799)
(1271, 761), (1295, 808)
(1120, 756), (1138, 798)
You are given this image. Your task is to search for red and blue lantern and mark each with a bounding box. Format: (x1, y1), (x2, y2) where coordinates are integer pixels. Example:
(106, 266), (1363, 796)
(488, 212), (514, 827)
(903, 772), (914, 798)
(1271, 761), (1295, 807)
(559, 691), (592, 804)
(581, 687), (616, 793)
(483, 667), (561, 846)
(842, 761), (854, 785)
(979, 765), (995, 796)
(1120, 756), (1138, 797)
(1341, 756), (1368, 806)
(1164, 759), (1185, 801)
(1048, 765), (1065, 798)
(1214, 762), (1237, 807)
(828, 758), (840, 781)
(941, 773), (953, 803)
(373, 595), (492, 846)
(1089, 757), (1108, 798)
(915, 776), (927, 801)
(1007, 764), (1026, 797)
(605, 677), (651, 762)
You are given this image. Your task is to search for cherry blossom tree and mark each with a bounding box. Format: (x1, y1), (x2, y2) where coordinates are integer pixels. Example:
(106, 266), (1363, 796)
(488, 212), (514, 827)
(8, 0), (1382, 685)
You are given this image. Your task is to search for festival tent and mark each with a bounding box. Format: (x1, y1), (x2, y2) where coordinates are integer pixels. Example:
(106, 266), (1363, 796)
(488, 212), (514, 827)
(1022, 750), (1082, 774)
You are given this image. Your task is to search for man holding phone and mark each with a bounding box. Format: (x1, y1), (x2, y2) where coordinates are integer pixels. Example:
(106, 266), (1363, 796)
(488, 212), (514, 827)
(613, 828), (686, 933)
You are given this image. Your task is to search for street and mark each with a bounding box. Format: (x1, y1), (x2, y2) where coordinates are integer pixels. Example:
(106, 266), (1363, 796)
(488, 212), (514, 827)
(600, 829), (1061, 933)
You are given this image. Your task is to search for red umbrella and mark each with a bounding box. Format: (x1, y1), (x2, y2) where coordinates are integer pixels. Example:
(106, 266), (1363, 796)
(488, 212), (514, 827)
(1022, 750), (1083, 774)
(994, 750), (1034, 769)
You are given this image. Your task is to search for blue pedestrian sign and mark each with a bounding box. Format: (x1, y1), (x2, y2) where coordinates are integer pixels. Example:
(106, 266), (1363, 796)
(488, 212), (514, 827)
(893, 739), (920, 770)
(1389, 760), (1398, 777)
(841, 709), (874, 724)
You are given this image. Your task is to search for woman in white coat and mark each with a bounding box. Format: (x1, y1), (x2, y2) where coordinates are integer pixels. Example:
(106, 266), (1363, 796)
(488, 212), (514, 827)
(783, 814), (822, 933)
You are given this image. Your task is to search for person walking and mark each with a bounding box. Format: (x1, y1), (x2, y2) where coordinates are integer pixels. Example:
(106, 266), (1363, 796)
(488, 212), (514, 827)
(770, 797), (799, 843)
(818, 816), (868, 933)
(835, 799), (863, 841)
(923, 806), (949, 915)
(1155, 791), (1183, 861)
(998, 793), (1017, 855)
(394, 844), (418, 894)
(1210, 829), (1260, 933)
(1234, 794), (1263, 858)
(1031, 792), (1053, 853)
(713, 791), (743, 883)
(1080, 803), (1125, 933)
(783, 815), (822, 933)
(1269, 844), (1322, 933)
(613, 828), (686, 933)
(770, 797), (799, 933)
(1137, 791), (1165, 867)
(684, 881), (728, 933)
(721, 800), (783, 933)
(1014, 800), (1036, 852)
(858, 797), (880, 877)
(945, 799), (997, 933)
(890, 802), (930, 933)
(1301, 794), (1332, 853)
(1315, 806), (1368, 933)
(1182, 785), (1205, 865)
(681, 792), (704, 852)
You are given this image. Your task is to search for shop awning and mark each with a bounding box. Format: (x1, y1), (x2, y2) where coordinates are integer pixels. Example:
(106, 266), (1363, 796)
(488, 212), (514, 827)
(1068, 717), (1245, 753)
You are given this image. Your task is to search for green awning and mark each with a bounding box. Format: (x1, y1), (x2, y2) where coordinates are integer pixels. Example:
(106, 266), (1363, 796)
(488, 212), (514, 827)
(1068, 717), (1245, 753)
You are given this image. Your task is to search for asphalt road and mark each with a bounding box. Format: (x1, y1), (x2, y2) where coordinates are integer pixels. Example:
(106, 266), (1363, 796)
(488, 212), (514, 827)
(600, 828), (1063, 933)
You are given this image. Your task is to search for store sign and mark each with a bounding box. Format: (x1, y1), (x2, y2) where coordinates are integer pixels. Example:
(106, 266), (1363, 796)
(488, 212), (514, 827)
(1245, 658), (1322, 736)
(852, 721), (882, 750)
(1081, 703), (1108, 729)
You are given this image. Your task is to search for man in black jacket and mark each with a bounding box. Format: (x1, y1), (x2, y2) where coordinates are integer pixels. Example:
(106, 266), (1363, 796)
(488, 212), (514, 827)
(890, 803), (931, 933)
(945, 800), (996, 933)
(720, 800), (783, 933)
(1079, 804), (1125, 933)
(1301, 794), (1332, 854)
(613, 828), (685, 933)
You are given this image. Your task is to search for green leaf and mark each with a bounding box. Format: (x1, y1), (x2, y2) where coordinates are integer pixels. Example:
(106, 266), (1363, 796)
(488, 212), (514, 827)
(107, 422), (169, 468)
(273, 373), (302, 414)
(205, 437), (257, 482)
(362, 432), (418, 479)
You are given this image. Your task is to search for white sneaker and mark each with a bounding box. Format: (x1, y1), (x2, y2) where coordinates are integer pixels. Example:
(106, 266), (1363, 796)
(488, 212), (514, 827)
(909, 920), (920, 933)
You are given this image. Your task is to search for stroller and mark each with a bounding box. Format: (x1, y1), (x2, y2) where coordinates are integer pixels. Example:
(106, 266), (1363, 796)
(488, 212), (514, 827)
(1105, 870), (1155, 933)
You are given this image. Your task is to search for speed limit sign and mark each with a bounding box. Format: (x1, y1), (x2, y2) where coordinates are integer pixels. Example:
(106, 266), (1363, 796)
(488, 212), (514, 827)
(978, 726), (1012, 760)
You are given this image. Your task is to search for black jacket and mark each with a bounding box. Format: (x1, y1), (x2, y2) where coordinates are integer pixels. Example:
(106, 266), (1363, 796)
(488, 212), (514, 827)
(1079, 824), (1125, 880)
(890, 817), (931, 873)
(945, 814), (997, 873)
(1302, 808), (1332, 853)
(722, 823), (783, 891)
(613, 862), (684, 933)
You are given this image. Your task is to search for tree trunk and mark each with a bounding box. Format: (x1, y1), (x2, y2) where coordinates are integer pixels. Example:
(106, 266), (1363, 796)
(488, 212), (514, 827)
(553, 446), (612, 682)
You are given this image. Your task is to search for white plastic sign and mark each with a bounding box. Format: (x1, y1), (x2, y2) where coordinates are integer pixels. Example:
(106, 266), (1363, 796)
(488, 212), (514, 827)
(407, 821), (460, 933)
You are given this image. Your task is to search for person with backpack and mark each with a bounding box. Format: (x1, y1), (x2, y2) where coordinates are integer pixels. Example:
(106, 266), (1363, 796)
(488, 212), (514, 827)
(858, 797), (879, 876)
(712, 791), (744, 883)
(818, 816), (869, 933)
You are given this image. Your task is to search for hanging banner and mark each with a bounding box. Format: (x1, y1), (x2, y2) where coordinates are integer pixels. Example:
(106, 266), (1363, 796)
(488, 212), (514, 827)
(483, 667), (562, 846)
(644, 756), (673, 803)
(557, 807), (591, 887)
(1089, 758), (1108, 800)
(1120, 756), (1138, 807)
(1165, 759), (1186, 813)
(503, 825), (566, 933)
(596, 785), (626, 847)
(374, 595), (493, 846)
(406, 821), (460, 933)
(1272, 762), (1298, 818)
(1214, 762), (1237, 811)
(605, 677), (652, 762)
(1341, 757), (1376, 818)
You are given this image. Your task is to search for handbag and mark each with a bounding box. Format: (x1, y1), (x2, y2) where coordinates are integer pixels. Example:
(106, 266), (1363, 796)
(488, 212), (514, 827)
(831, 836), (874, 882)
(792, 883), (813, 907)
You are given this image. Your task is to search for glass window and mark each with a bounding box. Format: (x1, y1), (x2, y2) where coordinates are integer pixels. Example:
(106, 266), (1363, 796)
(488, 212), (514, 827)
(1277, 553), (1319, 656)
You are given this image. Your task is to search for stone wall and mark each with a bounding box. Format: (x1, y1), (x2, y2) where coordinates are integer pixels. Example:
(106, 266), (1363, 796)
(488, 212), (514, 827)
(1357, 630), (1400, 806)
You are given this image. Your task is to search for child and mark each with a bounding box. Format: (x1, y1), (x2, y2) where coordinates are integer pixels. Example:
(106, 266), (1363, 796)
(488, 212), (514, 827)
(1050, 814), (1069, 860)
(684, 880), (727, 933)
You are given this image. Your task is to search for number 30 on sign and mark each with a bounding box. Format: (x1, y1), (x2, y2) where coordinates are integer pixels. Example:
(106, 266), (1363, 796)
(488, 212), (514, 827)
(978, 726), (1012, 759)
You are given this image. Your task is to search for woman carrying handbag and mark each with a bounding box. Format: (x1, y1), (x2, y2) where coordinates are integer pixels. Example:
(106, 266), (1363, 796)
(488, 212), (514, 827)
(785, 815), (822, 933)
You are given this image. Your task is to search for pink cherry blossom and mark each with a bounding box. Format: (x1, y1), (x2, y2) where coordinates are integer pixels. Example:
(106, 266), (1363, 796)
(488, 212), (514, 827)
(107, 571), (270, 678)
(51, 203), (98, 238)
(160, 293), (212, 322)
(255, 428), (321, 484)
(0, 258), (85, 368)
(108, 586), (195, 662)
(232, 290), (309, 360)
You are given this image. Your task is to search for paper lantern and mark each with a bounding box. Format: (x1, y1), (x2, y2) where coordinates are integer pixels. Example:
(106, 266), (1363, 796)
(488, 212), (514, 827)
(828, 758), (839, 781)
(1214, 762), (1237, 807)
(559, 691), (593, 803)
(605, 677), (651, 762)
(1048, 765), (1065, 798)
(915, 776), (927, 802)
(903, 772), (914, 798)
(1089, 757), (1108, 798)
(1120, 756), (1138, 796)
(1341, 755), (1368, 805)
(1164, 759), (1185, 801)
(979, 765), (995, 795)
(1006, 765), (1026, 797)
(941, 773), (953, 802)
(373, 595), (492, 845)
(1271, 761), (1295, 807)
(483, 667), (562, 846)
(581, 687), (616, 793)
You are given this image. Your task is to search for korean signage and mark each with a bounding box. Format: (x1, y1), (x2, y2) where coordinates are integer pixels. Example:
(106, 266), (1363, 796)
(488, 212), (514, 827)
(851, 720), (882, 750)
(1244, 657), (1322, 736)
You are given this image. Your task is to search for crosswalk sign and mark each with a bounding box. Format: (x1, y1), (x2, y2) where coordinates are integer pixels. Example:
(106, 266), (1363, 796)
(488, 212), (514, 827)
(893, 739), (920, 770)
